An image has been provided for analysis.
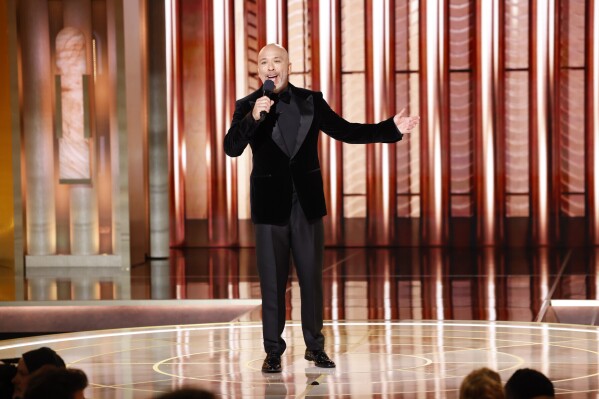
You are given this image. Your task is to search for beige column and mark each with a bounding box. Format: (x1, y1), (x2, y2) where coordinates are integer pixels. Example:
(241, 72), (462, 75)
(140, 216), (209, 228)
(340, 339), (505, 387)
(147, 1), (169, 258)
(18, 0), (56, 255)
(62, 0), (99, 255)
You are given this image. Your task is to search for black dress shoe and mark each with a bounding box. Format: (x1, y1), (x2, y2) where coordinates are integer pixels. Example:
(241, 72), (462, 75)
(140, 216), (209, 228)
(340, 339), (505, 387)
(261, 351), (282, 373)
(304, 349), (336, 368)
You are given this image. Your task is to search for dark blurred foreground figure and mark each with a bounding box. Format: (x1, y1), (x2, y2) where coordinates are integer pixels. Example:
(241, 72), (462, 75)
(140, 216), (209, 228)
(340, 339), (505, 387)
(11, 347), (66, 399)
(504, 368), (555, 399)
(155, 387), (216, 399)
(23, 366), (87, 399)
(0, 360), (17, 399)
(459, 367), (504, 399)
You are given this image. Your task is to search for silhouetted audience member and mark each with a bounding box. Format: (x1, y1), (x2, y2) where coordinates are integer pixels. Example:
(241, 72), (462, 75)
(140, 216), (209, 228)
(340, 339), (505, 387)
(11, 347), (66, 399)
(0, 360), (17, 399)
(504, 368), (555, 399)
(459, 367), (505, 399)
(155, 388), (216, 399)
(23, 366), (87, 399)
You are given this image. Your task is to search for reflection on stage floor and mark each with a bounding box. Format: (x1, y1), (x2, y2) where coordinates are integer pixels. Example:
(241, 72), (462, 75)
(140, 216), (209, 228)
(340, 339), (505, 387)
(2, 247), (598, 326)
(2, 248), (599, 398)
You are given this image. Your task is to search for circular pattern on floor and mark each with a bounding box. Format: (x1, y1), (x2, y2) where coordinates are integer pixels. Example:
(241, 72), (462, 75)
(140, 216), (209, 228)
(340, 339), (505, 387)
(1, 320), (598, 398)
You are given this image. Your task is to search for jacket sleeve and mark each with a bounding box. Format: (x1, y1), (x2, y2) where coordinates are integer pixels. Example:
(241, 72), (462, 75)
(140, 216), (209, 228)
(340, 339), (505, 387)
(317, 93), (403, 144)
(224, 99), (259, 157)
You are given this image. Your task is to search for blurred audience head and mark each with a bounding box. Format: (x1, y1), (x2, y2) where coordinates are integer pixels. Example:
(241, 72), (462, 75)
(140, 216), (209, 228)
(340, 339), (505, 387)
(22, 366), (87, 399)
(459, 367), (504, 399)
(155, 387), (216, 399)
(504, 368), (555, 399)
(11, 347), (66, 399)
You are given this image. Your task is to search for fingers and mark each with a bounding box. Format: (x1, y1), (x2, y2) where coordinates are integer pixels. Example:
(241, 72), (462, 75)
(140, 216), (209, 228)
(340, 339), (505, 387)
(397, 107), (406, 119)
(253, 96), (274, 121)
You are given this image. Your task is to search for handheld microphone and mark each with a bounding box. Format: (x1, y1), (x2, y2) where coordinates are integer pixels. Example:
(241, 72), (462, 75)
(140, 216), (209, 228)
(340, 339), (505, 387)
(259, 79), (275, 122)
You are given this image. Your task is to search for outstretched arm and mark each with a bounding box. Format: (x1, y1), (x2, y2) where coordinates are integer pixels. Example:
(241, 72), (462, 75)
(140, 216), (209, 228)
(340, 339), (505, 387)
(393, 108), (420, 134)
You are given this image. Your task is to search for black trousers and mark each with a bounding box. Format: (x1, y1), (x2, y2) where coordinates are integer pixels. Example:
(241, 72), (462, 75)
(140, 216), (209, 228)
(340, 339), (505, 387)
(254, 193), (325, 354)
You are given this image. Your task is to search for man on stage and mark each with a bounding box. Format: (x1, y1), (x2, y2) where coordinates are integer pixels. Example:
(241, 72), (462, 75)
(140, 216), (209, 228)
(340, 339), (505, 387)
(224, 43), (420, 373)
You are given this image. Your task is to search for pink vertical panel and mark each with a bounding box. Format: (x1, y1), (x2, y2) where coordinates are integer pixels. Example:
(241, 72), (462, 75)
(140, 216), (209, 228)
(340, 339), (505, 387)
(504, 0), (530, 218)
(449, 0), (474, 218)
(342, 0), (367, 219)
(558, 1), (586, 217)
(588, 0), (599, 244)
(181, 1), (207, 221)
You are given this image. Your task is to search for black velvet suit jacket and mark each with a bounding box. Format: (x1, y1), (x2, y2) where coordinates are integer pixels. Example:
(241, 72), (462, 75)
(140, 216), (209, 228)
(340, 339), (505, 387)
(224, 84), (403, 225)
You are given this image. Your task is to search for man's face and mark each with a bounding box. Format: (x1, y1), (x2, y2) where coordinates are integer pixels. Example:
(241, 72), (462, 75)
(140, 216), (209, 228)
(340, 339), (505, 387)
(257, 44), (291, 93)
(11, 359), (29, 399)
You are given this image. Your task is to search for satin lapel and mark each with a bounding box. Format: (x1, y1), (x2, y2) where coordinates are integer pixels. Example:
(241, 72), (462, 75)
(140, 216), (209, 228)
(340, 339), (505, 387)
(291, 94), (314, 158)
(271, 116), (291, 156)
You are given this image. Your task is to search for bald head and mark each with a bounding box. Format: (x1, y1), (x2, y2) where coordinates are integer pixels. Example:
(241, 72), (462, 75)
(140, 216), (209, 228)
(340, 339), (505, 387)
(257, 43), (291, 93)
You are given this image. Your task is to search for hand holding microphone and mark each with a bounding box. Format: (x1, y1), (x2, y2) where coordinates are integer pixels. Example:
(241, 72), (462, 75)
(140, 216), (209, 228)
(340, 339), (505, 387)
(253, 80), (275, 122)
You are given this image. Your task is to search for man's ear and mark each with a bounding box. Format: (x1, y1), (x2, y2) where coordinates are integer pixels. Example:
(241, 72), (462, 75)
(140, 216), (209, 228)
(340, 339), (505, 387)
(288, 63), (292, 73)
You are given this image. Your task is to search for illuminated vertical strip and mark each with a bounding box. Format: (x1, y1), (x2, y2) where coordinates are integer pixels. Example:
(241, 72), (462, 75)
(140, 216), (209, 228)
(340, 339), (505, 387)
(477, 0), (497, 244)
(234, 0), (250, 221)
(589, 0), (599, 244)
(265, 0), (284, 43)
(166, 0), (184, 245)
(372, 0), (390, 240)
(531, 0), (554, 245)
(422, 0), (446, 245)
(215, 0), (233, 239)
(367, 0), (395, 245)
(319, 0), (331, 101)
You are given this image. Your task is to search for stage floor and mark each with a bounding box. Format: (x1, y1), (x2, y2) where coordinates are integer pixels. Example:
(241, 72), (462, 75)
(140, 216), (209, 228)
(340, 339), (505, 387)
(2, 247), (599, 397)
(1, 320), (599, 398)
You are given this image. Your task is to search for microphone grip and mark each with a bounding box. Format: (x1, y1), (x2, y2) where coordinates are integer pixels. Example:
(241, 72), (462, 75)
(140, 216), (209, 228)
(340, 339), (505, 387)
(259, 110), (267, 122)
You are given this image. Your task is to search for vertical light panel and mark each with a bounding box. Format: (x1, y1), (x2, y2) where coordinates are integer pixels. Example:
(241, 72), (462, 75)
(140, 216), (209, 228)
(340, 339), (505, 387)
(476, 0), (498, 245)
(166, 0), (185, 246)
(266, 0), (284, 44)
(589, 0), (599, 244)
(367, 0), (395, 245)
(225, 0), (238, 244)
(421, 0), (448, 245)
(234, 0), (251, 221)
(396, 0), (421, 221)
(530, 0), (555, 246)
(318, 0), (343, 244)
